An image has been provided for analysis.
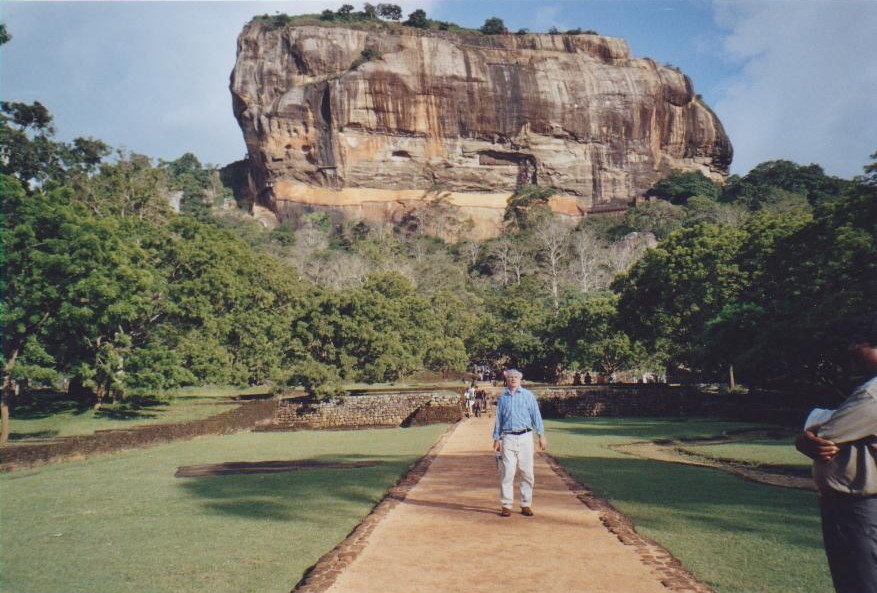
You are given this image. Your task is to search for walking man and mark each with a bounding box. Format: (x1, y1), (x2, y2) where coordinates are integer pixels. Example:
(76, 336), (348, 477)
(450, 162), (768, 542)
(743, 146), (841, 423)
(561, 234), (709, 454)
(796, 314), (877, 593)
(492, 369), (548, 517)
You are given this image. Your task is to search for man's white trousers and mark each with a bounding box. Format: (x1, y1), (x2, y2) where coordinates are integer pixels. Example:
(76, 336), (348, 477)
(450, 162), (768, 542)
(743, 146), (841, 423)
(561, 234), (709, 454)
(500, 432), (535, 508)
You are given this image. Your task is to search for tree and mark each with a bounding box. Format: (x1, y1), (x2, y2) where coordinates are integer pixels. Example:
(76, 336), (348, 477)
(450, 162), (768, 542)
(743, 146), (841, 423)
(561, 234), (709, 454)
(377, 3), (402, 20)
(613, 223), (748, 372)
(404, 9), (429, 28)
(544, 293), (643, 378)
(1, 101), (110, 190)
(645, 170), (721, 205)
(533, 216), (570, 309)
(623, 199), (686, 239)
(79, 153), (173, 222)
(480, 17), (507, 35)
(0, 23), (11, 46)
(504, 184), (554, 231)
(363, 3), (378, 19)
(568, 227), (608, 293)
(720, 160), (850, 210)
(337, 4), (355, 17)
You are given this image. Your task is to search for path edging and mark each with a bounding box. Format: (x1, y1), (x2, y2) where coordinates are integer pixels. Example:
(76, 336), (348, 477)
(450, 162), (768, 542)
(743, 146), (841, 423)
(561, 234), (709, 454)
(291, 421), (462, 593)
(540, 452), (716, 593)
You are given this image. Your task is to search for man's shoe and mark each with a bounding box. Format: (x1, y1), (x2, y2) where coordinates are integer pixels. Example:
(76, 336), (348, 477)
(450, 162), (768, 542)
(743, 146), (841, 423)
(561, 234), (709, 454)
(521, 506), (534, 517)
(500, 507), (512, 517)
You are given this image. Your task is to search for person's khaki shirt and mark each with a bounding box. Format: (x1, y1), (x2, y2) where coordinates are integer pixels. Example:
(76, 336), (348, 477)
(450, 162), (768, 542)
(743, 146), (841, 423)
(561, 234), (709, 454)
(814, 375), (877, 496)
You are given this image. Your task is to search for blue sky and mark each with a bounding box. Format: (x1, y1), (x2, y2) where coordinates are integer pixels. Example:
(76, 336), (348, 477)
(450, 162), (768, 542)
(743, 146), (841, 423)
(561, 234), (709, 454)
(2, 1), (876, 178)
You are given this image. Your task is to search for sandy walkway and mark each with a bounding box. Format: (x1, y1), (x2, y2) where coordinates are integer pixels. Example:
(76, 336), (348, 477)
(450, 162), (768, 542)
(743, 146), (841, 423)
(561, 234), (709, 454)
(302, 417), (710, 593)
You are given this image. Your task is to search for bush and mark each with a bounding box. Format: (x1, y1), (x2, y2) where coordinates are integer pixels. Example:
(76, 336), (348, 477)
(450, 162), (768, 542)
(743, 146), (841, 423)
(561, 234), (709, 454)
(351, 48), (382, 69)
(377, 3), (402, 21)
(404, 9), (429, 29)
(480, 17), (507, 35)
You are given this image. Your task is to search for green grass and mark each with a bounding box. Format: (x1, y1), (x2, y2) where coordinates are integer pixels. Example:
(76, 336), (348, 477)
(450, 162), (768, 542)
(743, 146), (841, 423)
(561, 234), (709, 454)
(1, 424), (448, 593)
(7, 388), (269, 441)
(679, 438), (811, 468)
(547, 417), (831, 593)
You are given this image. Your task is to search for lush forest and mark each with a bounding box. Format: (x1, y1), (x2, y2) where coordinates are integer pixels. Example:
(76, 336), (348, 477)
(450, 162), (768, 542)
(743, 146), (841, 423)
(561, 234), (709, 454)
(2, 90), (875, 441)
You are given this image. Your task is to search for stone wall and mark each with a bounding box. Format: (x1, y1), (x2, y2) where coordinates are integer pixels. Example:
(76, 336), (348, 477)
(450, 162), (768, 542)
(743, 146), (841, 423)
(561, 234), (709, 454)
(535, 385), (815, 425)
(536, 386), (701, 418)
(262, 392), (464, 431)
(0, 399), (279, 471)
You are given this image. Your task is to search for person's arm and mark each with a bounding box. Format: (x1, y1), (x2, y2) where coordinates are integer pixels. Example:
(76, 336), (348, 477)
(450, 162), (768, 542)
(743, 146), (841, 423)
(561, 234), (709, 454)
(529, 393), (548, 451)
(795, 429), (839, 460)
(492, 396), (503, 451)
(818, 387), (877, 444)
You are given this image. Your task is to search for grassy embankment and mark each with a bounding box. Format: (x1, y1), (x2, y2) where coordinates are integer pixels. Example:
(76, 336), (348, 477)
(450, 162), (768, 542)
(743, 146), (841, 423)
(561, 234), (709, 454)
(5, 386), (272, 442)
(547, 417), (831, 593)
(1, 424), (448, 593)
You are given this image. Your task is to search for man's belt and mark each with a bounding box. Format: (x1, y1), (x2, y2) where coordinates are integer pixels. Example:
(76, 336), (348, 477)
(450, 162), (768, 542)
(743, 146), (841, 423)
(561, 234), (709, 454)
(504, 428), (532, 435)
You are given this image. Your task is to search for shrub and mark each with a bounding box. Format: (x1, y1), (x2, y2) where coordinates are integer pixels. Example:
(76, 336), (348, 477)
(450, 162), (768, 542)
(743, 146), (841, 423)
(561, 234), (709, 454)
(351, 48), (382, 69)
(480, 17), (507, 35)
(404, 9), (429, 29)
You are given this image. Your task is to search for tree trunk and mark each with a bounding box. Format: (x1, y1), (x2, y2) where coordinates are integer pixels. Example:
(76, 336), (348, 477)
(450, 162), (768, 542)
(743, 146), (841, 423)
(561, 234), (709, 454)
(1, 382), (11, 444)
(2, 349), (20, 444)
(729, 364), (736, 390)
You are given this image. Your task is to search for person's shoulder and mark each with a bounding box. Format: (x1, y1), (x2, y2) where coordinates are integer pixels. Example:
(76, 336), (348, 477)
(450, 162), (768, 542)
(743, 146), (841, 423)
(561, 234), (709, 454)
(862, 375), (877, 398)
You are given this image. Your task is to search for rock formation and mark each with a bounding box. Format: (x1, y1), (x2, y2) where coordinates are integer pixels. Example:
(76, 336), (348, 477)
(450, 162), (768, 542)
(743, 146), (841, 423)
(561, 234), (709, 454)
(230, 20), (732, 238)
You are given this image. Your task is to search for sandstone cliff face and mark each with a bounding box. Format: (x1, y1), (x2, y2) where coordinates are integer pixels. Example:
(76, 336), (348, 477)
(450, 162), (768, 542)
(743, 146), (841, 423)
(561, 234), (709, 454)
(230, 22), (732, 238)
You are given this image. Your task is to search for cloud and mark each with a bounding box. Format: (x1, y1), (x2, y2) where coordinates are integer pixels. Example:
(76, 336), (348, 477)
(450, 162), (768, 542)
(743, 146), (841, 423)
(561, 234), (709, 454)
(712, 2), (877, 178)
(1, 1), (440, 166)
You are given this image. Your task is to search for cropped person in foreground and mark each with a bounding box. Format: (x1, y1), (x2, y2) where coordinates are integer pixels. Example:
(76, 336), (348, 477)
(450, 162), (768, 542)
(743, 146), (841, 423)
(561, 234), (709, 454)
(492, 369), (548, 517)
(796, 314), (877, 593)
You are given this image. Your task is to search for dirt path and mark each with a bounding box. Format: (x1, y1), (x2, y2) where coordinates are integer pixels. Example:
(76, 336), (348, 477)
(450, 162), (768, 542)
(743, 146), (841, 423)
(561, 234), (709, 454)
(297, 416), (712, 593)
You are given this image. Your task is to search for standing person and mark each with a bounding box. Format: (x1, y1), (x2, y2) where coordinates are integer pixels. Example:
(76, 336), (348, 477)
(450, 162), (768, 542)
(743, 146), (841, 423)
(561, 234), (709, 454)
(492, 369), (548, 517)
(796, 314), (877, 593)
(464, 385), (476, 417)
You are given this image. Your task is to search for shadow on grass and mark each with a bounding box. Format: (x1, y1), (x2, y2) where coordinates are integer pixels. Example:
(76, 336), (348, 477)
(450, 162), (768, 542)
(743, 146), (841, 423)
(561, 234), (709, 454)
(554, 452), (824, 553)
(10, 392), (87, 419)
(175, 454), (416, 522)
(8, 430), (60, 441)
(94, 406), (162, 420)
(547, 417), (775, 441)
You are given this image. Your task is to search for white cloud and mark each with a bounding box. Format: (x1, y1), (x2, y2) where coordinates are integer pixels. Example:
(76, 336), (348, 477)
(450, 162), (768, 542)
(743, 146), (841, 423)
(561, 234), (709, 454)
(712, 1), (877, 178)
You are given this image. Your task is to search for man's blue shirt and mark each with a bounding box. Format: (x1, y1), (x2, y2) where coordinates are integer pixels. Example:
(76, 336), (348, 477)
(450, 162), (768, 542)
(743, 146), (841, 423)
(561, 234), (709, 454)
(492, 386), (545, 440)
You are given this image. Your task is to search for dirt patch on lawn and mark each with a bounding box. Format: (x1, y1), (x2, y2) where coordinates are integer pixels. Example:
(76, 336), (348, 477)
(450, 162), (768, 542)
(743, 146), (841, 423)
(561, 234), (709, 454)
(613, 431), (814, 491)
(175, 460), (382, 477)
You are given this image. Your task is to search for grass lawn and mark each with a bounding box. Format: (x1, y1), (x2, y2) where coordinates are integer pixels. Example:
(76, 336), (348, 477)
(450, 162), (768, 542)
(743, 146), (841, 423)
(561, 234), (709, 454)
(1, 424), (448, 593)
(547, 417), (831, 593)
(7, 387), (271, 442)
(679, 438), (811, 468)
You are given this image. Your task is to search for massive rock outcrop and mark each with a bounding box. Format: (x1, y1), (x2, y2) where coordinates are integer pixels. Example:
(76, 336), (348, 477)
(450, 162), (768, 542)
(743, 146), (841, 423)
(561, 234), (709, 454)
(230, 20), (732, 238)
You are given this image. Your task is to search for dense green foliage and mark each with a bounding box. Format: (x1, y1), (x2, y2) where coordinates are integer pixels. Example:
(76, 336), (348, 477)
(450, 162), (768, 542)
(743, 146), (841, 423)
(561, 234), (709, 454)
(249, 5), (599, 36)
(2, 97), (874, 438)
(480, 17), (507, 35)
(615, 159), (875, 389)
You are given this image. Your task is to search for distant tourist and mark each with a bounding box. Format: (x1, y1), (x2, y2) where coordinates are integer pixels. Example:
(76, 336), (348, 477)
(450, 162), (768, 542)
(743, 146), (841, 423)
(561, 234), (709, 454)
(492, 369), (548, 517)
(796, 314), (877, 593)
(584, 372), (592, 385)
(464, 385), (476, 417)
(573, 372), (582, 386)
